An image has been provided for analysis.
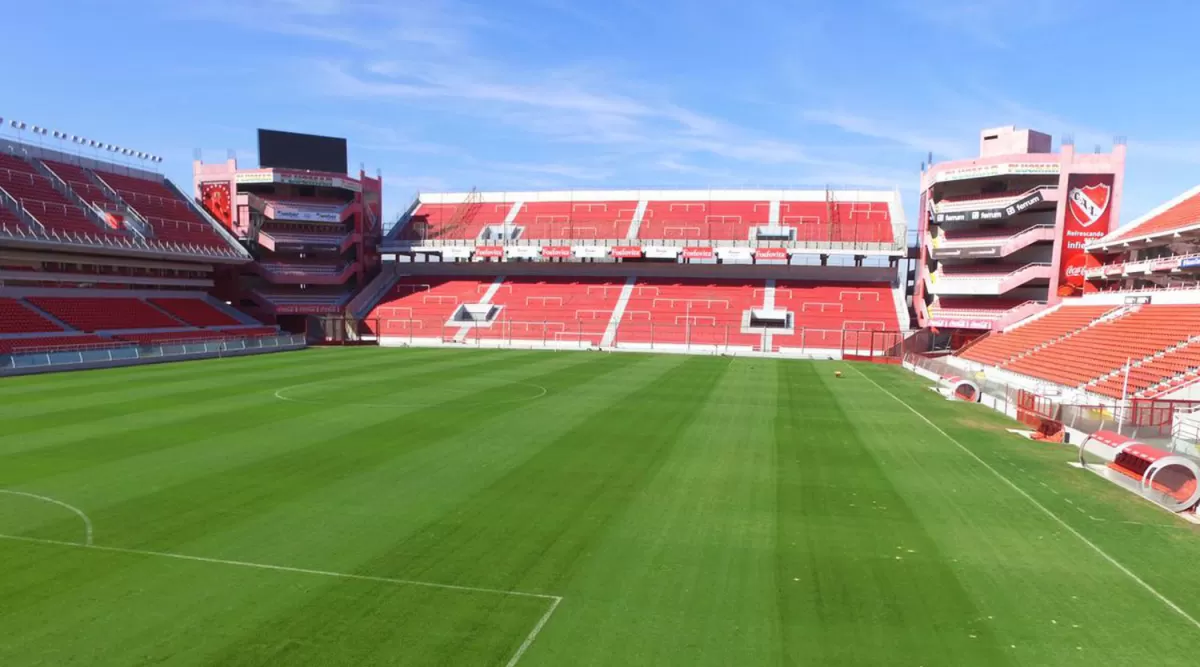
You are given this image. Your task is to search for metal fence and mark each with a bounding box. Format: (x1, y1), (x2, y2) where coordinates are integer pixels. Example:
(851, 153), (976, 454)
(904, 353), (1200, 450)
(311, 316), (905, 360)
(1, 334), (306, 372)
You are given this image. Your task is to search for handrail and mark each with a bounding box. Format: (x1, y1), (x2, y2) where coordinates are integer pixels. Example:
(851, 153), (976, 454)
(385, 227), (908, 252)
(30, 158), (122, 235)
(934, 184), (1056, 213)
(937, 262), (1053, 280)
(1091, 252), (1200, 276)
(931, 298), (1043, 316)
(932, 223), (1056, 247)
(0, 185), (47, 232)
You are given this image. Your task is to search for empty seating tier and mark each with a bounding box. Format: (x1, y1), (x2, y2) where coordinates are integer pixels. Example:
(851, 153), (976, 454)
(0, 334), (110, 354)
(616, 279), (765, 349)
(399, 196), (896, 244)
(403, 202), (504, 241)
(366, 277), (496, 337)
(473, 277), (624, 345)
(149, 298), (242, 327)
(509, 201), (637, 240)
(639, 201), (768, 241)
(958, 305), (1112, 367)
(0, 298), (62, 334)
(41, 160), (117, 210)
(27, 297), (184, 332)
(780, 201), (894, 244)
(0, 154), (116, 238)
(94, 171), (231, 250)
(1003, 305), (1200, 388)
(772, 283), (898, 352)
(364, 275), (902, 352)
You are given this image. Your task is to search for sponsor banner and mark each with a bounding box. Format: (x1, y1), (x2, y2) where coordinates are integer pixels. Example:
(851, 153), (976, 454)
(643, 246), (682, 259)
(275, 304), (342, 314)
(1151, 258), (1181, 272)
(234, 169), (363, 192)
(929, 318), (994, 330)
(439, 246), (473, 259)
(1058, 173), (1115, 295)
(935, 190), (1045, 224)
(541, 245), (572, 259)
(754, 247), (789, 261)
(1004, 190), (1045, 216)
(235, 170), (274, 184)
(964, 247), (1001, 258)
(1103, 264), (1124, 276)
(714, 247), (752, 261)
(1083, 267), (1106, 279)
(270, 206), (344, 223)
(1181, 257), (1200, 270)
(611, 245), (642, 258)
(505, 246), (539, 259)
(682, 246), (714, 260)
(572, 245), (607, 259)
(935, 161), (1060, 183)
(475, 245), (504, 259)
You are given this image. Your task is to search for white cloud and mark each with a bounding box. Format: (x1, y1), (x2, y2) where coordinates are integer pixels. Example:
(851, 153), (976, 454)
(801, 109), (973, 158)
(894, 0), (1071, 47)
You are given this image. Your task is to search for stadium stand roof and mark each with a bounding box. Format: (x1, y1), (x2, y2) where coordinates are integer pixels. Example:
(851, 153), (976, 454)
(1090, 184), (1200, 249)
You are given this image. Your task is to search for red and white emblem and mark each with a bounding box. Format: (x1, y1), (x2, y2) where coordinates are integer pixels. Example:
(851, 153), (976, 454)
(1068, 183), (1111, 227)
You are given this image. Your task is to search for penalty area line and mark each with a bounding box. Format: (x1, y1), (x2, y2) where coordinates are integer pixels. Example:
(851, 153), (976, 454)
(849, 365), (1200, 634)
(0, 533), (564, 666)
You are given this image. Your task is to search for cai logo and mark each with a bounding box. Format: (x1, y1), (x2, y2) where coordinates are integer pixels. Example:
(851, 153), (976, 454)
(1068, 183), (1111, 227)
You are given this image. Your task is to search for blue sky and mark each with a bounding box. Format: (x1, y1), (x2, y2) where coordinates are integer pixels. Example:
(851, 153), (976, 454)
(1, 0), (1198, 226)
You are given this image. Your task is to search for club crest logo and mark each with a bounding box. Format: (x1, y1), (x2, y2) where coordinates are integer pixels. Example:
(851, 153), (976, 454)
(1068, 183), (1111, 227)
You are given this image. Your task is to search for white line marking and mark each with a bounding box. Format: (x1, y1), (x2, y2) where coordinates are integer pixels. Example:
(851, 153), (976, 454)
(850, 366), (1200, 633)
(505, 595), (562, 667)
(0, 533), (563, 665)
(0, 532), (556, 600)
(0, 490), (93, 546)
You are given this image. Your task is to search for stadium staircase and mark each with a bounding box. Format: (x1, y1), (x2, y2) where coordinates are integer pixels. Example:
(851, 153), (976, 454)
(41, 159), (153, 238)
(0, 154), (122, 240)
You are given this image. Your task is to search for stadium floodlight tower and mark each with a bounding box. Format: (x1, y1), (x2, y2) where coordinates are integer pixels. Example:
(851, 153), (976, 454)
(914, 126), (1126, 348)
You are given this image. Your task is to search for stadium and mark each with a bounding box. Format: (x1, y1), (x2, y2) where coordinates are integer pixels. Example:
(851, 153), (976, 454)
(2, 107), (1200, 667)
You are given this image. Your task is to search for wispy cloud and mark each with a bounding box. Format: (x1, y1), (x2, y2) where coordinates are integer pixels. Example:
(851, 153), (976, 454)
(800, 109), (972, 158)
(893, 0), (1071, 47)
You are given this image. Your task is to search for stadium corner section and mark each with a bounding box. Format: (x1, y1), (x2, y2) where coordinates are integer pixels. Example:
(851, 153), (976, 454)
(0, 132), (313, 377)
(902, 353), (1200, 522)
(321, 187), (913, 362)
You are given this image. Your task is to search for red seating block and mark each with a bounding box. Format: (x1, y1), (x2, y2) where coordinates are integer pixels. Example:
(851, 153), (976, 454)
(93, 171), (231, 250)
(0, 154), (117, 238)
(27, 297), (183, 332)
(0, 298), (62, 334)
(149, 298), (241, 327)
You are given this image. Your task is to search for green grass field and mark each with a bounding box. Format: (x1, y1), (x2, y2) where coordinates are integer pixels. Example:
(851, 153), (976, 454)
(2, 347), (1199, 666)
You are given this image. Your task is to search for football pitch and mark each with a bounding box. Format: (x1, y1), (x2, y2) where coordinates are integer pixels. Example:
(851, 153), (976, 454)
(2, 347), (1199, 666)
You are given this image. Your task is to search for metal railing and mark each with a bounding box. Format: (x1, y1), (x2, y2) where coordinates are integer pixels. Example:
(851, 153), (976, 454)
(352, 318), (904, 358)
(904, 353), (1199, 445)
(2, 333), (306, 372)
(385, 224), (907, 253)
